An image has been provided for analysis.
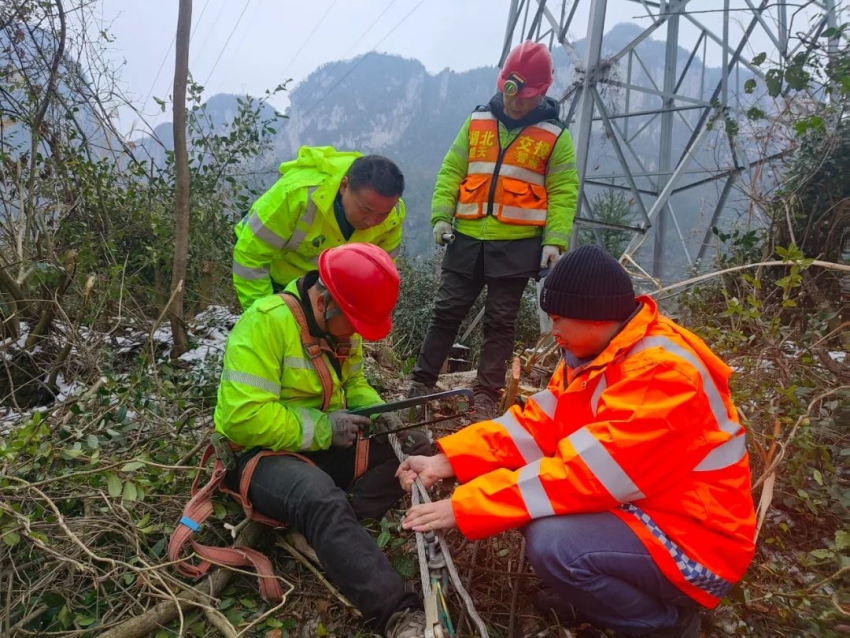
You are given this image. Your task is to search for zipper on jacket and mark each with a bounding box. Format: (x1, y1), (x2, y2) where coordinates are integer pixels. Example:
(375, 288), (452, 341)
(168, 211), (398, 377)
(485, 127), (525, 216)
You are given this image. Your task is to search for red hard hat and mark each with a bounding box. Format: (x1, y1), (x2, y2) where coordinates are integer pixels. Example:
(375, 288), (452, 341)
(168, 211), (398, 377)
(497, 41), (554, 98)
(318, 244), (400, 341)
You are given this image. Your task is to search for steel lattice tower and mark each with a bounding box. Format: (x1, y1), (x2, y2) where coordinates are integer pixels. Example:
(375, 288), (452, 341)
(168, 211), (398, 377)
(500, 0), (842, 283)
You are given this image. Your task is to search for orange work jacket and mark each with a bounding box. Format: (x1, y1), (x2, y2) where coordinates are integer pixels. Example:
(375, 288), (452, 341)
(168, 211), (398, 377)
(455, 111), (563, 226)
(438, 296), (756, 608)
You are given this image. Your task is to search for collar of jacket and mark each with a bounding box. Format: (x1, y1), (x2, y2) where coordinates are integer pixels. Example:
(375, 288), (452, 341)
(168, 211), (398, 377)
(564, 296), (658, 378)
(485, 92), (561, 129)
(278, 147), (362, 217)
(292, 272), (326, 340)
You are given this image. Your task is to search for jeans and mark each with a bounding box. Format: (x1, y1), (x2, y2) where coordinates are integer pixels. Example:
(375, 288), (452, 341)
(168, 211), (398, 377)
(524, 511), (699, 635)
(226, 431), (431, 633)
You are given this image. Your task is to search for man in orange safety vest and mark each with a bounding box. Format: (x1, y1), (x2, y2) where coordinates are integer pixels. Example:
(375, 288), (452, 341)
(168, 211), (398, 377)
(397, 245), (756, 637)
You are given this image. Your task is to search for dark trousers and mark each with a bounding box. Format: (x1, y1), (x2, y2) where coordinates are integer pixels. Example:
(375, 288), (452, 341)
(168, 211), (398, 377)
(524, 512), (700, 634)
(227, 431), (430, 632)
(412, 268), (528, 398)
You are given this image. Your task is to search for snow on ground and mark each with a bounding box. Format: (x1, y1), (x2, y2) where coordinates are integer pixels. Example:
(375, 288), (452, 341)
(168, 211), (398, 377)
(1, 306), (241, 435)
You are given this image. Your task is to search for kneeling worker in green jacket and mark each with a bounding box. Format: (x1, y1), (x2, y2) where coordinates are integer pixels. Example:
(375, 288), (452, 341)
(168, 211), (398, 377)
(215, 243), (429, 638)
(232, 145), (406, 311)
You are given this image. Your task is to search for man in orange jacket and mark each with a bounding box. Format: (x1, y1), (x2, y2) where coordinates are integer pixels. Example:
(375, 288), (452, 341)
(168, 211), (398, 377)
(396, 245), (756, 637)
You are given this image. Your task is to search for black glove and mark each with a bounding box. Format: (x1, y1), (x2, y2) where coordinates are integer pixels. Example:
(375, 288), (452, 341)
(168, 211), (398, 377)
(373, 412), (404, 434)
(329, 411), (371, 448)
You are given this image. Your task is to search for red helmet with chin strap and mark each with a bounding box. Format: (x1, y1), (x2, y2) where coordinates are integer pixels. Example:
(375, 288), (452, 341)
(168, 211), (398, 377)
(497, 41), (554, 98)
(318, 244), (400, 341)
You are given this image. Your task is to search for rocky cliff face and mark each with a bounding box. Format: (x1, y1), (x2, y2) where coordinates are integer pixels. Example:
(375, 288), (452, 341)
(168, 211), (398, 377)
(131, 22), (755, 268)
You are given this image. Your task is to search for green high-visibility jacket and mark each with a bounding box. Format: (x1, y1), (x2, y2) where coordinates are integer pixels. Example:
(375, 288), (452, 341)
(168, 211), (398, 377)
(431, 115), (579, 248)
(233, 146), (405, 311)
(214, 279), (382, 452)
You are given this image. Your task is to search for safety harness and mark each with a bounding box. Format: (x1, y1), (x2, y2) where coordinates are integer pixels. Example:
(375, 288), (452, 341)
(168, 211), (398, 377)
(168, 292), (369, 602)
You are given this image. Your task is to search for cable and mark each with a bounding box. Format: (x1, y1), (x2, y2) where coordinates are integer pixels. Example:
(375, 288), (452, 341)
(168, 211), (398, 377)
(203, 0), (253, 86)
(304, 0), (398, 92)
(281, 0), (340, 78)
(140, 0), (210, 112)
(228, 0), (266, 64)
(302, 0), (426, 118)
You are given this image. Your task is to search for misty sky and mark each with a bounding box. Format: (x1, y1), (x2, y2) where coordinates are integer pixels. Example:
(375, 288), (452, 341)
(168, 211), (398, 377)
(92, 0), (830, 135)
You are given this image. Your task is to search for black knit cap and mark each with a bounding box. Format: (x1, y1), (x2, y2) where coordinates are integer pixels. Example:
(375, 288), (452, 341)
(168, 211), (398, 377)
(540, 245), (637, 321)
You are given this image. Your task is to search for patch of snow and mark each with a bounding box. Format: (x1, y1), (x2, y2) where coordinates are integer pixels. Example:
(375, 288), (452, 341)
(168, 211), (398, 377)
(828, 350), (846, 363)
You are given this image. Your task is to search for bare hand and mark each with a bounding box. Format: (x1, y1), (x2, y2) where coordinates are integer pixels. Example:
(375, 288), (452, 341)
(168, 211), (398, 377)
(395, 453), (454, 491)
(402, 499), (457, 532)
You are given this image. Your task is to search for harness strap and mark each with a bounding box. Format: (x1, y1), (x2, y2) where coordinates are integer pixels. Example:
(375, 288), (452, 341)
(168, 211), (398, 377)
(168, 443), (315, 602)
(169, 291), (373, 597)
(278, 291), (368, 482)
(279, 292), (335, 411)
(354, 438), (370, 483)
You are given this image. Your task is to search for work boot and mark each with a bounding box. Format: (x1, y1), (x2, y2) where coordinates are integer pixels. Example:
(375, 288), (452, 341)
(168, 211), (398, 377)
(472, 392), (498, 422)
(406, 381), (435, 421)
(646, 607), (701, 638)
(385, 607), (426, 638)
(406, 380), (435, 399)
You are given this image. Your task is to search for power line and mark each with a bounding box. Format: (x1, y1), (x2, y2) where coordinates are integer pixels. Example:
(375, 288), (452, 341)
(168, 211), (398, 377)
(302, 0), (426, 118)
(194, 0), (227, 57)
(141, 0), (210, 112)
(290, 0), (398, 102)
(282, 0), (340, 78)
(191, 0), (212, 41)
(229, 0), (266, 65)
(203, 0), (253, 86)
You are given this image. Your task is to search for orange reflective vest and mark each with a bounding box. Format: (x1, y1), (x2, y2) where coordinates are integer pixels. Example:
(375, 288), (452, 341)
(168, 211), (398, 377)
(438, 296), (756, 608)
(455, 111), (563, 226)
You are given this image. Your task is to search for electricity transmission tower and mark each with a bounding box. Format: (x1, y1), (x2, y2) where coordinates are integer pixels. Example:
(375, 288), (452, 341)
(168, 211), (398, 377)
(500, 0), (842, 283)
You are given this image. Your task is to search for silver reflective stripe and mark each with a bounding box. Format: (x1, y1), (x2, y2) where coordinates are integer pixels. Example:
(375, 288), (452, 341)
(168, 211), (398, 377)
(349, 362), (362, 374)
(534, 121), (563, 137)
(470, 111), (497, 121)
(450, 142), (469, 161)
(546, 231), (571, 243)
(388, 245), (400, 259)
(232, 260), (269, 280)
(281, 193), (318, 251)
(467, 161), (498, 174)
(548, 161), (577, 173)
(590, 374), (607, 417)
(518, 459), (555, 518)
(298, 408), (316, 451)
(283, 356), (311, 370)
(248, 212), (287, 249)
(221, 370), (281, 395)
(455, 202), (481, 217)
(630, 336), (741, 437)
(498, 164), (545, 185)
(628, 335), (744, 471)
(492, 411), (543, 463)
(695, 435), (746, 472)
(499, 205), (547, 223)
(530, 389), (558, 419)
(568, 427), (645, 502)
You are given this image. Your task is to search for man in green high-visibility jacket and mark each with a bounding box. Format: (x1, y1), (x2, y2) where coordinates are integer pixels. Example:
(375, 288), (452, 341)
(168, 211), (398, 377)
(216, 243), (429, 638)
(232, 146), (405, 311)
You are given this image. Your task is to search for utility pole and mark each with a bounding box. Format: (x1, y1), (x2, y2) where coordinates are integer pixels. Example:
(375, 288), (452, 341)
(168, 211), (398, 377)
(169, 0), (192, 359)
